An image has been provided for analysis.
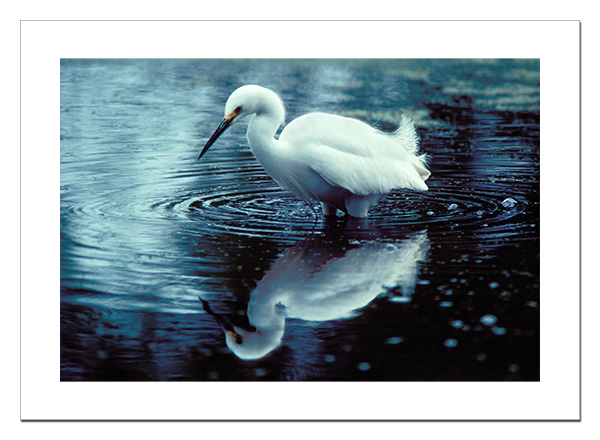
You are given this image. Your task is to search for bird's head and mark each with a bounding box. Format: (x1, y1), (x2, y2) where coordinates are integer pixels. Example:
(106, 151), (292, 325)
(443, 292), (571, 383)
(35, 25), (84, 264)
(199, 297), (284, 361)
(198, 85), (285, 160)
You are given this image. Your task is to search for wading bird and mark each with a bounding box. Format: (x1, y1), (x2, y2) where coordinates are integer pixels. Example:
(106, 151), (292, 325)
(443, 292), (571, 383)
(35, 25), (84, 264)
(199, 85), (430, 218)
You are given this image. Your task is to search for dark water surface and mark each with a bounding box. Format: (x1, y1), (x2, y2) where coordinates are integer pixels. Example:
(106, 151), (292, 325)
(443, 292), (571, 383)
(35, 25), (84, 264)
(61, 59), (539, 381)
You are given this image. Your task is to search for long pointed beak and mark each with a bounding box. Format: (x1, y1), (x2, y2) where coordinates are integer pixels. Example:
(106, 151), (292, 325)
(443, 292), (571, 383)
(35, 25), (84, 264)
(198, 117), (233, 160)
(199, 297), (244, 344)
(199, 297), (234, 332)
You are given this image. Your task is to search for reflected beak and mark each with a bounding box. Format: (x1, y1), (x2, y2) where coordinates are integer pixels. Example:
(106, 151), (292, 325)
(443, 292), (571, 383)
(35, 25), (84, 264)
(226, 330), (244, 345)
(198, 117), (233, 160)
(199, 297), (243, 343)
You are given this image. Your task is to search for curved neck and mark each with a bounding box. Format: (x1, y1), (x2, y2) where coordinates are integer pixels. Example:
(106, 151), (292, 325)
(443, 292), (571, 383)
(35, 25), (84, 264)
(246, 112), (282, 160)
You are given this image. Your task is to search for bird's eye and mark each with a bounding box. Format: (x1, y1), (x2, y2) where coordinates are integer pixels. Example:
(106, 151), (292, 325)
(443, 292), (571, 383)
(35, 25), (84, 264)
(234, 106), (242, 114)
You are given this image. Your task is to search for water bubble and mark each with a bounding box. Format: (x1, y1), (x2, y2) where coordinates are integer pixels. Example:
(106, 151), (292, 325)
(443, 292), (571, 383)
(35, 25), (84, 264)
(386, 336), (404, 345)
(426, 211), (435, 216)
(476, 353), (486, 361)
(389, 295), (411, 303)
(447, 203), (458, 211)
(508, 364), (520, 373)
(492, 327), (507, 335)
(444, 338), (458, 348)
(440, 301), (453, 308)
(254, 368), (267, 377)
(324, 354), (336, 363)
(417, 280), (430, 285)
(451, 320), (464, 329)
(526, 300), (538, 308)
(489, 281), (499, 289)
(358, 362), (371, 371)
(480, 314), (498, 326)
(501, 197), (517, 208)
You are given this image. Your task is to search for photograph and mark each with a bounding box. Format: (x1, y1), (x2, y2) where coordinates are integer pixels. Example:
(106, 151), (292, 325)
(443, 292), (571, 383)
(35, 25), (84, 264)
(60, 58), (540, 382)
(16, 18), (584, 425)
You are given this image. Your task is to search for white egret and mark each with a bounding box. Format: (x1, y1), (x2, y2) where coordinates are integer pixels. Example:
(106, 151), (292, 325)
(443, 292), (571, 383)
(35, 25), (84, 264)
(199, 85), (430, 218)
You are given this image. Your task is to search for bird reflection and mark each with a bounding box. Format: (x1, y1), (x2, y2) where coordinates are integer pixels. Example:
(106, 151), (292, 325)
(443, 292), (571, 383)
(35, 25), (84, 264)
(201, 226), (430, 360)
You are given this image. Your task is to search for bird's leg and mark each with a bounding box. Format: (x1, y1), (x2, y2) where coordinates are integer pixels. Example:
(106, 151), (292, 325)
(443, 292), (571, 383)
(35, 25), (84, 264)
(320, 202), (338, 217)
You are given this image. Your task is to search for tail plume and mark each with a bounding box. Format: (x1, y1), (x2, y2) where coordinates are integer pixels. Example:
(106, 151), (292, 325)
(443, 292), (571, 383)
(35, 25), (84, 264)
(392, 114), (420, 155)
(394, 114), (430, 181)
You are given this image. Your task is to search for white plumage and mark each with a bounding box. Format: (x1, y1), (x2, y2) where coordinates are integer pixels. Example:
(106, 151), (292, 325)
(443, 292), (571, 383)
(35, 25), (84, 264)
(201, 230), (430, 360)
(199, 85), (430, 218)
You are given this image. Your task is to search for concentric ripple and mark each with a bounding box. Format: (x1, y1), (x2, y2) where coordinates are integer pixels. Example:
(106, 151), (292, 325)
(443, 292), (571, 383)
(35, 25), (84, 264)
(147, 166), (537, 243)
(163, 183), (320, 238)
(373, 180), (530, 226)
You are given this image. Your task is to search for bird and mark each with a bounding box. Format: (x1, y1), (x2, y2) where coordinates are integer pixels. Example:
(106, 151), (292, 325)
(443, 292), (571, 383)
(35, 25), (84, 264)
(198, 85), (430, 218)
(200, 229), (430, 360)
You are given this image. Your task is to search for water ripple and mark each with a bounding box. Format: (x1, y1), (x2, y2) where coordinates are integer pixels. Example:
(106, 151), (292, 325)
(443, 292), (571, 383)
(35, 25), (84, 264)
(142, 166), (535, 243)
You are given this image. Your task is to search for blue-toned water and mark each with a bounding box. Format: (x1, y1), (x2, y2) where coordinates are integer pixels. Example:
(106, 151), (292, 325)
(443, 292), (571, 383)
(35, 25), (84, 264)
(61, 59), (539, 380)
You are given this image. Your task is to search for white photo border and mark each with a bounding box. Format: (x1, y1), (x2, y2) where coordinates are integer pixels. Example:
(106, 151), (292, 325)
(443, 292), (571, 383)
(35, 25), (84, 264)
(21, 20), (580, 421)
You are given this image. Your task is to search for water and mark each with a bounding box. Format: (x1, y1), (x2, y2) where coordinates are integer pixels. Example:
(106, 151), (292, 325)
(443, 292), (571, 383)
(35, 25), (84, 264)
(61, 59), (539, 381)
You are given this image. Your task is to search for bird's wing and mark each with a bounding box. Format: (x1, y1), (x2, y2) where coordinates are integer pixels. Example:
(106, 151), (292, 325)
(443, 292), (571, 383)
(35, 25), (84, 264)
(280, 113), (429, 196)
(308, 148), (428, 195)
